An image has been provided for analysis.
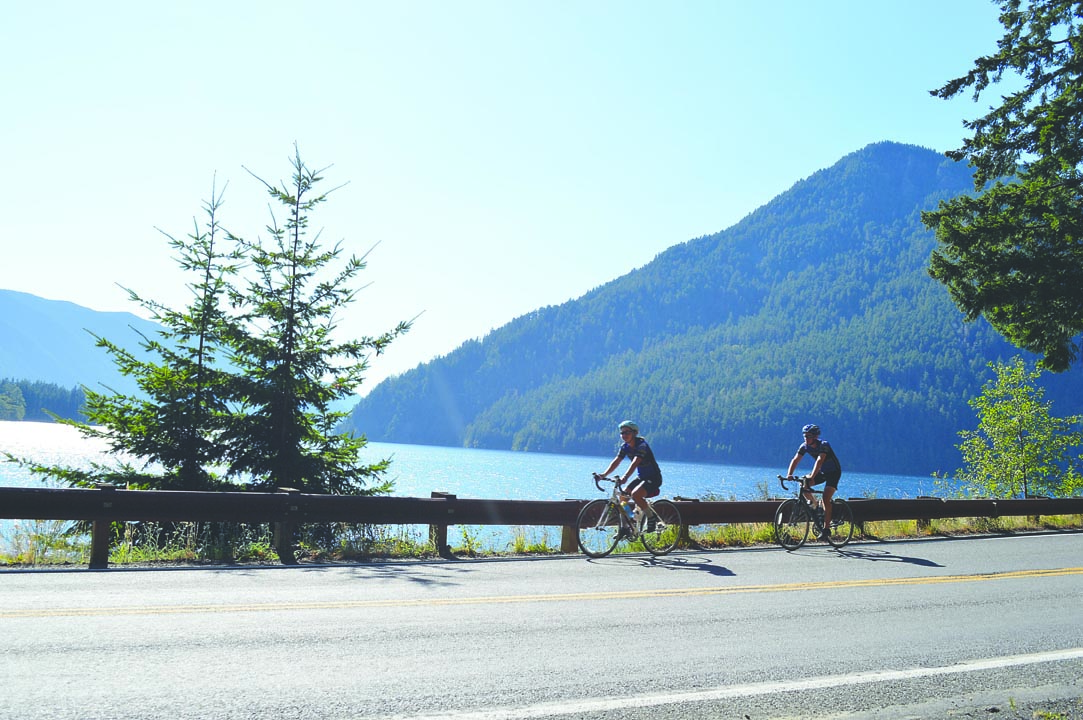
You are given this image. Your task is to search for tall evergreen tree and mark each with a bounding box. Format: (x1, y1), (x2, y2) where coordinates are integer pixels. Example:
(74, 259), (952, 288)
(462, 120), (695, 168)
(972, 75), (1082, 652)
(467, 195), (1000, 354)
(923, 0), (1083, 371)
(219, 148), (410, 494)
(74, 183), (241, 490)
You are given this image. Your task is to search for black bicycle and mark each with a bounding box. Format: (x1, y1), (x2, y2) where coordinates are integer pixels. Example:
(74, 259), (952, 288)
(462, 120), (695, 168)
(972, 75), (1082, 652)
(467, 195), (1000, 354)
(576, 473), (683, 558)
(773, 475), (854, 549)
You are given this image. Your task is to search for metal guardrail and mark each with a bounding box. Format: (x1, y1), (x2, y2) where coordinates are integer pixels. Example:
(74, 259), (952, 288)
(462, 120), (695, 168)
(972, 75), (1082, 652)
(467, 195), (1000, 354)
(1, 485), (1081, 569)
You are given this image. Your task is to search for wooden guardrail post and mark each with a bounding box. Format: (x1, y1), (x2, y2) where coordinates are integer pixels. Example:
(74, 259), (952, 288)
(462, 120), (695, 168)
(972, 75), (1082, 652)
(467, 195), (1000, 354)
(673, 496), (700, 549)
(88, 484), (117, 570)
(914, 496), (939, 532)
(847, 498), (867, 536)
(274, 488), (300, 565)
(1025, 495), (1047, 525)
(561, 499), (581, 553)
(430, 492), (456, 559)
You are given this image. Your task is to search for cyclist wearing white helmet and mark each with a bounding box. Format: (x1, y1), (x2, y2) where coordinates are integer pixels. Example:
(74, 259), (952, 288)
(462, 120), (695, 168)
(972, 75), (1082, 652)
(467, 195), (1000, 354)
(785, 423), (842, 538)
(598, 420), (663, 529)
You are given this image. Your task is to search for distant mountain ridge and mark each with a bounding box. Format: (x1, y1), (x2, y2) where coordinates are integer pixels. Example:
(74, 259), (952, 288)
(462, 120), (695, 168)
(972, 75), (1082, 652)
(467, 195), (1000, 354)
(0, 290), (159, 397)
(343, 142), (1083, 476)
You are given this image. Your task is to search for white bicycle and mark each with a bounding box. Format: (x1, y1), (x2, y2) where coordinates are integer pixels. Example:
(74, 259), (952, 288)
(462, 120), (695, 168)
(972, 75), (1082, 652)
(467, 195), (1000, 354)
(576, 473), (683, 558)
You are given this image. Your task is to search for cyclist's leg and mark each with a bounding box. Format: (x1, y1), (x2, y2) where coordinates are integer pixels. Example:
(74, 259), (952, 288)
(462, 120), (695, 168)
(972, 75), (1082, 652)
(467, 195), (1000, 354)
(628, 476), (658, 511)
(822, 485), (836, 526)
(627, 478), (657, 515)
(626, 479), (650, 512)
(822, 472), (840, 527)
(635, 479), (662, 528)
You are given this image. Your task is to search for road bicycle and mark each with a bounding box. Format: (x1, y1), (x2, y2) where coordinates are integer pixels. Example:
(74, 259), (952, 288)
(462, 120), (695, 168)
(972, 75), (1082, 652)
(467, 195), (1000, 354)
(773, 475), (854, 550)
(576, 473), (683, 558)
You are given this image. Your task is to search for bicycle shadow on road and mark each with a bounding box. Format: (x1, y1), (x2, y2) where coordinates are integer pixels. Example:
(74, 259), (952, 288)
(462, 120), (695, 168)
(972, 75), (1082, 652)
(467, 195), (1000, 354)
(830, 546), (944, 567)
(586, 554), (736, 577)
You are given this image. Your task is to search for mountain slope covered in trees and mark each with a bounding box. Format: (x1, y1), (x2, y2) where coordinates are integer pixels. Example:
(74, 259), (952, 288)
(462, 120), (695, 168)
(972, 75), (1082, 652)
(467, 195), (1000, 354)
(346, 142), (1083, 475)
(0, 378), (85, 421)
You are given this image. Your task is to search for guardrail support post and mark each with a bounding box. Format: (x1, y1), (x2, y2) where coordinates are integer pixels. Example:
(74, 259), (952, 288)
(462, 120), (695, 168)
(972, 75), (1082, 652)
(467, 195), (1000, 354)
(1026, 495), (1047, 525)
(88, 484), (117, 570)
(430, 491), (456, 559)
(673, 496), (699, 549)
(560, 528), (577, 553)
(561, 499), (582, 553)
(274, 488), (300, 566)
(914, 496), (939, 533)
(89, 521), (111, 569)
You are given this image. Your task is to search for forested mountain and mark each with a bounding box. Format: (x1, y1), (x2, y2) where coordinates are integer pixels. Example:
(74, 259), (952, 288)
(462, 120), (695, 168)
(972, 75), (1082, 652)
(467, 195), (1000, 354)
(0, 378), (85, 421)
(0, 289), (159, 399)
(344, 142), (1083, 476)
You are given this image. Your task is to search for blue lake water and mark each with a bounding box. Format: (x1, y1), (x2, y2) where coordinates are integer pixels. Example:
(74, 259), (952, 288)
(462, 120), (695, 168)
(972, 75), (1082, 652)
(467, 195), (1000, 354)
(370, 440), (944, 502)
(0, 421), (947, 551)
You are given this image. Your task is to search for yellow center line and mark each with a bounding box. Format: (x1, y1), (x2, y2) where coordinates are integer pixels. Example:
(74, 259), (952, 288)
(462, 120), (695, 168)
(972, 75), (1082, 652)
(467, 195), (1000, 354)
(4, 566), (1081, 619)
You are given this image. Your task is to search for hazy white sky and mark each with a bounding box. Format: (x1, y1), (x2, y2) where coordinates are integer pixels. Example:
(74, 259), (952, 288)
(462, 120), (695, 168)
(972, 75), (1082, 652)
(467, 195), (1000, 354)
(2, 1), (1005, 390)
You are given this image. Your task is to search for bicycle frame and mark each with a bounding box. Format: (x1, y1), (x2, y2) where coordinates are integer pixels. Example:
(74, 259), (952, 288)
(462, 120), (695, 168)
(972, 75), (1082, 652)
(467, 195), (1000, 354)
(595, 474), (643, 536)
(774, 474), (854, 549)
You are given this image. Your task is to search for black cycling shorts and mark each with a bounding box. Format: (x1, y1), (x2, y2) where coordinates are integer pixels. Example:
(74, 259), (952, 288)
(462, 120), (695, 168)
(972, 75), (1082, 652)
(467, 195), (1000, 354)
(627, 476), (662, 498)
(808, 470), (841, 490)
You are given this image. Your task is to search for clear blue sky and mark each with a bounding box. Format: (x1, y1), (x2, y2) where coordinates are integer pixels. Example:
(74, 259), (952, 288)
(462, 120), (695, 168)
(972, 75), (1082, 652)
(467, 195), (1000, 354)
(2, 1), (1005, 391)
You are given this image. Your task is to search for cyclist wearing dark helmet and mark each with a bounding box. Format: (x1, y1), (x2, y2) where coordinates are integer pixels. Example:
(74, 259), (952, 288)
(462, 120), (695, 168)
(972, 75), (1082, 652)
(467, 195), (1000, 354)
(598, 420), (663, 528)
(785, 423), (842, 538)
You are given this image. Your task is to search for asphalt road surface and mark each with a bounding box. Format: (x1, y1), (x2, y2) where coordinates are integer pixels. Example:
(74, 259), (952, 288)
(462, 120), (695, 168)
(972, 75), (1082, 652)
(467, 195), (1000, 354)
(2, 532), (1081, 720)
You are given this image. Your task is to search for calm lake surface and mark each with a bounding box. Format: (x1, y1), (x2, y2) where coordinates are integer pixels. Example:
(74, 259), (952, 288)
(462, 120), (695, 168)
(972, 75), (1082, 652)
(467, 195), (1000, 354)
(0, 420), (943, 500)
(0, 421), (947, 550)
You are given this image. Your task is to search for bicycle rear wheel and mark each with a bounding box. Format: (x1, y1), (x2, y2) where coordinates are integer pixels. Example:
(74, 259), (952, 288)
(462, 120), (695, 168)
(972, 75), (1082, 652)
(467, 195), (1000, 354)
(826, 498), (854, 548)
(577, 499), (622, 558)
(774, 499), (810, 550)
(640, 499), (682, 556)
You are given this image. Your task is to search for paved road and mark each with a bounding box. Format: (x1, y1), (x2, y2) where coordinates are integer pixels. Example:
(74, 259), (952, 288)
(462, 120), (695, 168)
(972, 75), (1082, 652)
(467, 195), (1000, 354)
(2, 533), (1081, 719)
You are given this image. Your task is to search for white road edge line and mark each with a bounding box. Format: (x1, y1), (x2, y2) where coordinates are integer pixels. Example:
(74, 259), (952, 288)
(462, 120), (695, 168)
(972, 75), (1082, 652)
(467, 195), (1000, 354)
(385, 647), (1083, 720)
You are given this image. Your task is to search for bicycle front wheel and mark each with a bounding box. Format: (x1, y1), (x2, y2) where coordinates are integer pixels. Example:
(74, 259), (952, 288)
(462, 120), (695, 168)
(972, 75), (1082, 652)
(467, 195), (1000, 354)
(577, 499), (622, 558)
(774, 499), (810, 550)
(826, 498), (854, 548)
(640, 499), (682, 556)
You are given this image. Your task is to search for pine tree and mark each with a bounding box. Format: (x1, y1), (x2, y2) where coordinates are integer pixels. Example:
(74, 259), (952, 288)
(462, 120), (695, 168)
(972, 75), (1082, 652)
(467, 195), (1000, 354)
(77, 185), (239, 489)
(218, 148), (410, 494)
(923, 0), (1083, 371)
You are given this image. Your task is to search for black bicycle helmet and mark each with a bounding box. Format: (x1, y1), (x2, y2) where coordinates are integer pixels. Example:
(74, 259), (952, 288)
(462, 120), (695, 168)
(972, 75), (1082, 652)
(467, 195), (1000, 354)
(802, 423), (821, 436)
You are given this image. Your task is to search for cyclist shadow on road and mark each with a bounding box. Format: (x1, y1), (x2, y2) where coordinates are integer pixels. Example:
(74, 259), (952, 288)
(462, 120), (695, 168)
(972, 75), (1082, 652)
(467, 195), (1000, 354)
(587, 555), (736, 577)
(830, 546), (944, 567)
